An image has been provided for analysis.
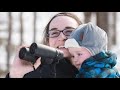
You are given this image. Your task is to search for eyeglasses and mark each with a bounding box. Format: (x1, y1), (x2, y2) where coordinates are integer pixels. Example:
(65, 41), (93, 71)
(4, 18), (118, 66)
(48, 28), (75, 38)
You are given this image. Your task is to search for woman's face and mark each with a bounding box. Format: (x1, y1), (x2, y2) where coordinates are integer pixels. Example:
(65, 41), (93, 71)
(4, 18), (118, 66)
(49, 16), (79, 58)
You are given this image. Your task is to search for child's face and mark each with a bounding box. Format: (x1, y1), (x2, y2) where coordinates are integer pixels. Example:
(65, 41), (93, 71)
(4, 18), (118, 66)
(68, 47), (92, 70)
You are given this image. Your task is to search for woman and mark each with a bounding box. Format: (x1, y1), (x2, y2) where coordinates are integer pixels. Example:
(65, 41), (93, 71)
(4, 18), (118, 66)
(6, 12), (82, 78)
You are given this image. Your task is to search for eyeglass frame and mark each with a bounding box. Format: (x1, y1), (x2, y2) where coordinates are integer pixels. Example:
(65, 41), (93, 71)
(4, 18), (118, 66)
(47, 28), (75, 38)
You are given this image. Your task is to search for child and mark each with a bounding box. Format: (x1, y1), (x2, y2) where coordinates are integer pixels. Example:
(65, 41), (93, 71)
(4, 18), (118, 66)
(65, 22), (120, 78)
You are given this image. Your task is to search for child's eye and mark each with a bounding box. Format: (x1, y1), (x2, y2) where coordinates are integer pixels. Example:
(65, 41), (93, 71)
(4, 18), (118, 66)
(71, 56), (74, 58)
(78, 53), (82, 56)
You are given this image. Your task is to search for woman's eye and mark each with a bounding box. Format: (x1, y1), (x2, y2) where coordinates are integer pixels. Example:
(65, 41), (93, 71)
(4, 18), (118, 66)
(51, 32), (58, 35)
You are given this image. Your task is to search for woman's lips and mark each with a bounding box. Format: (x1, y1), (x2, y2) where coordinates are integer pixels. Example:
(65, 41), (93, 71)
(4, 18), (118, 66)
(57, 46), (65, 48)
(57, 46), (67, 51)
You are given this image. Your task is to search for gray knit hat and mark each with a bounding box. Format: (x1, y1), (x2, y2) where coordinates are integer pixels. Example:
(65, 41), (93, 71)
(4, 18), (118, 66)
(65, 22), (108, 56)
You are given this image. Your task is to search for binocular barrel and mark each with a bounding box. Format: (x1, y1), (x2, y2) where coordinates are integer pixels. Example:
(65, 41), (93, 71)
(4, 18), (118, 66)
(30, 43), (64, 60)
(19, 47), (39, 64)
(19, 43), (64, 64)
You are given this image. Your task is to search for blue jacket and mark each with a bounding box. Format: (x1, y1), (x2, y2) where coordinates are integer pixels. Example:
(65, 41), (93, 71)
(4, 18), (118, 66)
(76, 51), (120, 78)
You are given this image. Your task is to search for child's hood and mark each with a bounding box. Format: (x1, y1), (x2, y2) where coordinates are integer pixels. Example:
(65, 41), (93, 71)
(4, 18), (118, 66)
(65, 22), (108, 56)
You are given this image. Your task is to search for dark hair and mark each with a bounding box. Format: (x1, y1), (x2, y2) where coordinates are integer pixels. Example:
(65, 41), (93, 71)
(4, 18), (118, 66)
(41, 12), (82, 45)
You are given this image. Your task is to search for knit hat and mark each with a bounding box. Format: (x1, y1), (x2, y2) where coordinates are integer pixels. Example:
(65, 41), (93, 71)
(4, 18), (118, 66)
(65, 22), (108, 56)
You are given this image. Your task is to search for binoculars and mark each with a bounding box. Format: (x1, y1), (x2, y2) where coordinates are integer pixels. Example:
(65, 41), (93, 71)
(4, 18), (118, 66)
(19, 43), (64, 64)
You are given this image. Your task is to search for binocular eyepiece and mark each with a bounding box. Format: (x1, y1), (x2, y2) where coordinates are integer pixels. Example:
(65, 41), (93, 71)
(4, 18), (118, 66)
(19, 43), (64, 64)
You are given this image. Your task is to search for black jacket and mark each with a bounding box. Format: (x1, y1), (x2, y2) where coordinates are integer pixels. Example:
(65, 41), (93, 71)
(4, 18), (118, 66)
(6, 58), (78, 78)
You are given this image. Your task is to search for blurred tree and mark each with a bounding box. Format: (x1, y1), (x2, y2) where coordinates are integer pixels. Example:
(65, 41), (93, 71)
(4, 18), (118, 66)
(0, 38), (2, 45)
(6, 12), (12, 71)
(20, 12), (24, 45)
(33, 12), (37, 43)
(96, 12), (111, 48)
(96, 12), (117, 49)
(96, 12), (109, 33)
(84, 12), (92, 23)
(113, 12), (117, 45)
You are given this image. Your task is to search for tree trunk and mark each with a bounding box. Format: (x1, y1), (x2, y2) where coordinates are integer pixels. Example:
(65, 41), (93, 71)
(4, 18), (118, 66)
(6, 12), (12, 71)
(84, 12), (92, 23)
(112, 12), (117, 45)
(33, 12), (37, 43)
(96, 12), (109, 33)
(96, 12), (112, 49)
(20, 12), (23, 45)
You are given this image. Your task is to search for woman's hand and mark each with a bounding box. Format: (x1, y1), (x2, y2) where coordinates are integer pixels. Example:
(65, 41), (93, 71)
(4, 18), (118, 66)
(9, 45), (41, 78)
